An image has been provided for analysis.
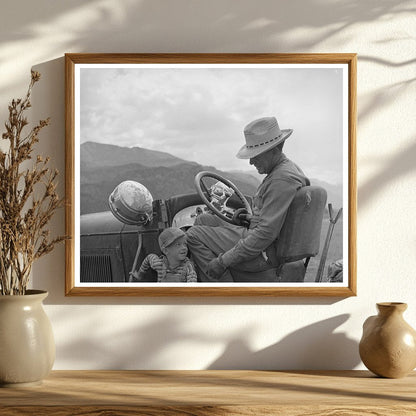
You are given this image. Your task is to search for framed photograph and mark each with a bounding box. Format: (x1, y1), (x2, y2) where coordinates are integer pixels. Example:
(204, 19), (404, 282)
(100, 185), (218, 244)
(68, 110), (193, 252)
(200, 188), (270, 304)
(65, 53), (356, 296)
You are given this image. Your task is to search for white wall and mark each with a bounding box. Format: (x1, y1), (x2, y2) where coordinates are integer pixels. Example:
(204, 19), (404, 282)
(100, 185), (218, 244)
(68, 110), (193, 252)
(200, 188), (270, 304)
(1, 0), (415, 370)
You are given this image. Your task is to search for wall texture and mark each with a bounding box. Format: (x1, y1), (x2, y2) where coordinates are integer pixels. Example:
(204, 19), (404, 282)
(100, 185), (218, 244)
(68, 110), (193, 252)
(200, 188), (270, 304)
(0, 0), (415, 370)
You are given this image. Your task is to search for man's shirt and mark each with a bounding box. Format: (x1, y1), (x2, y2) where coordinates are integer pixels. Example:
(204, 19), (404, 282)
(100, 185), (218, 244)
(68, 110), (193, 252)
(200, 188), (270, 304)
(221, 153), (309, 267)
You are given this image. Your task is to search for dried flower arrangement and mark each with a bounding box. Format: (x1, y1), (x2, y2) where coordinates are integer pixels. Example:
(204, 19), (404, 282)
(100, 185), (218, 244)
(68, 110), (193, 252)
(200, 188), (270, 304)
(0, 71), (65, 295)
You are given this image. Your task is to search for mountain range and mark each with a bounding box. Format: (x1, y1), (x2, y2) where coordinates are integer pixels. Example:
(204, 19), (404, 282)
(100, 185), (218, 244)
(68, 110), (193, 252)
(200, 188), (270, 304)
(80, 141), (342, 215)
(81, 142), (260, 214)
(81, 141), (190, 170)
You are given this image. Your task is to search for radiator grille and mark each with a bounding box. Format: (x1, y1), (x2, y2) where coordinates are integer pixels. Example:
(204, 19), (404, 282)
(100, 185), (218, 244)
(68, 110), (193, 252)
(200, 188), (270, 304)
(81, 255), (112, 282)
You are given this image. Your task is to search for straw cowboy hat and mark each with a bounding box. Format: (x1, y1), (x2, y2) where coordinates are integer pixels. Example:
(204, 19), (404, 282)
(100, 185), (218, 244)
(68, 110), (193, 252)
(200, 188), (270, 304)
(236, 116), (293, 159)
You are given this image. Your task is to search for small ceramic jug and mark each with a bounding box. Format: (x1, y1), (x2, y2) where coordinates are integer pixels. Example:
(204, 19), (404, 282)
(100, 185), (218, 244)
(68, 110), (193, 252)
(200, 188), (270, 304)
(359, 302), (416, 378)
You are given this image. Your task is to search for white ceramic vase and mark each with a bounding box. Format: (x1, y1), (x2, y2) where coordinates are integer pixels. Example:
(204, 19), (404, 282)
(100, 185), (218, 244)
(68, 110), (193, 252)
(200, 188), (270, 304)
(0, 290), (55, 387)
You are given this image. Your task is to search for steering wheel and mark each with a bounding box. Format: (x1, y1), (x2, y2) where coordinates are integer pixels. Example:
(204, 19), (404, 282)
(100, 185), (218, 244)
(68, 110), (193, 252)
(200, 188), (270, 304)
(194, 171), (252, 225)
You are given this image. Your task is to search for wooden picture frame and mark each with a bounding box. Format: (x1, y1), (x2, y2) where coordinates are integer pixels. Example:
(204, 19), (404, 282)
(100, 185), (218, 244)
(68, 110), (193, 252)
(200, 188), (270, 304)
(65, 53), (356, 296)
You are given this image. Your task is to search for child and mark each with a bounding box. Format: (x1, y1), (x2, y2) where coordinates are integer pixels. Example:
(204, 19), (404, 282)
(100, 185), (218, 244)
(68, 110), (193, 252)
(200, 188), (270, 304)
(130, 227), (197, 283)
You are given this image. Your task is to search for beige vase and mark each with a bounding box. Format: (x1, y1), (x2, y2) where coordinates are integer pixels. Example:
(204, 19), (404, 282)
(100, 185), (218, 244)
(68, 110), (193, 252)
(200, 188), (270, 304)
(0, 290), (55, 387)
(359, 302), (416, 378)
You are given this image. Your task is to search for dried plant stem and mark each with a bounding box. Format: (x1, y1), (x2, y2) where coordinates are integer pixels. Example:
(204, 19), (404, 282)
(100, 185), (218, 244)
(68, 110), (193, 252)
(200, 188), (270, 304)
(0, 71), (65, 295)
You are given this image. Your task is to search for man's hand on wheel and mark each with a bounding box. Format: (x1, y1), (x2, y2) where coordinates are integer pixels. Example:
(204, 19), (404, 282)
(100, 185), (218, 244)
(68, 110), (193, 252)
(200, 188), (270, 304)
(232, 208), (251, 228)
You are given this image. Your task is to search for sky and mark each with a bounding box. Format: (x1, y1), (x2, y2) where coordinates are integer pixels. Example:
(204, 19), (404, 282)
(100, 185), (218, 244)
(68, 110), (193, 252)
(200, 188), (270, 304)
(79, 64), (346, 185)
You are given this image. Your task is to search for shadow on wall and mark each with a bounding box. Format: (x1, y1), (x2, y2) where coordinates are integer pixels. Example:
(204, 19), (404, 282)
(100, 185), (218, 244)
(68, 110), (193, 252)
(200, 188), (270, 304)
(0, 0), (414, 96)
(54, 308), (215, 369)
(30, 56), (67, 302)
(1, 0), (414, 51)
(358, 139), (416, 209)
(207, 314), (360, 370)
(53, 307), (359, 370)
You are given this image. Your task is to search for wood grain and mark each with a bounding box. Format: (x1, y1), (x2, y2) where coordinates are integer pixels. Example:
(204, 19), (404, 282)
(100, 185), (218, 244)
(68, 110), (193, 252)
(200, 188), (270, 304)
(64, 54), (75, 296)
(0, 370), (415, 415)
(348, 54), (358, 297)
(2, 405), (416, 416)
(65, 285), (357, 297)
(65, 53), (357, 64)
(64, 53), (357, 297)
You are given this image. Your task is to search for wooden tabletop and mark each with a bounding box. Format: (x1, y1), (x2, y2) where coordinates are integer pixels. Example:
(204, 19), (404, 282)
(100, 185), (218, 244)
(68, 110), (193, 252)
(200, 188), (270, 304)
(1, 370), (415, 415)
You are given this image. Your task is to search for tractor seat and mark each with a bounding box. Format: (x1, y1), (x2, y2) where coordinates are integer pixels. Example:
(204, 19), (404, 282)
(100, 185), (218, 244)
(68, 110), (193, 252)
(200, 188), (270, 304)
(230, 186), (327, 282)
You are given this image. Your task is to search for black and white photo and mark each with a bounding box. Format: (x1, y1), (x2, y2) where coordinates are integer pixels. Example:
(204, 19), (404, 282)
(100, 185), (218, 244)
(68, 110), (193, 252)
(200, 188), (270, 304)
(65, 54), (356, 296)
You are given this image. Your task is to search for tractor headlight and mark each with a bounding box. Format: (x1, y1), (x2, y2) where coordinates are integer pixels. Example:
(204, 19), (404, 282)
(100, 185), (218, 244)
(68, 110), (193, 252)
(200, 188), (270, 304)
(109, 180), (153, 226)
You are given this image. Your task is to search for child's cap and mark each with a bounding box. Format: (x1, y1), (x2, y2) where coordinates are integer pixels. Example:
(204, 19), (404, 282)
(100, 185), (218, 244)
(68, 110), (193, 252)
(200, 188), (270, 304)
(158, 227), (186, 250)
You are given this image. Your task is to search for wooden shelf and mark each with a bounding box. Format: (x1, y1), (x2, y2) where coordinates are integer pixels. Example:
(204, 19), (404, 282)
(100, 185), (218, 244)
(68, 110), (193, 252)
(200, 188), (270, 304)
(1, 370), (415, 415)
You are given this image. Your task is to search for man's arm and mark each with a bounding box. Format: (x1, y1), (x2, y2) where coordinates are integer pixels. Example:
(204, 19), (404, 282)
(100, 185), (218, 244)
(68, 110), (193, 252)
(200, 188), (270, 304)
(221, 179), (300, 267)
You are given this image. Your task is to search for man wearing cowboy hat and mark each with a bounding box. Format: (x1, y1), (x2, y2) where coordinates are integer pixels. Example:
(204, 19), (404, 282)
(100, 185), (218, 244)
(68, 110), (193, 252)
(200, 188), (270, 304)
(187, 116), (310, 282)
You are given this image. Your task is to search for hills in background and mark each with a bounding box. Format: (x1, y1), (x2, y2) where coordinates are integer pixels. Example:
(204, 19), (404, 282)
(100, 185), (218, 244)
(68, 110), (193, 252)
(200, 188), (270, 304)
(81, 142), (259, 214)
(80, 141), (342, 215)
(81, 141), (191, 170)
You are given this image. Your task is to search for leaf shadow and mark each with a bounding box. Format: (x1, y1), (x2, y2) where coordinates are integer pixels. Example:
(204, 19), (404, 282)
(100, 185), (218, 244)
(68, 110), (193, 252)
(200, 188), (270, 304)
(207, 314), (360, 370)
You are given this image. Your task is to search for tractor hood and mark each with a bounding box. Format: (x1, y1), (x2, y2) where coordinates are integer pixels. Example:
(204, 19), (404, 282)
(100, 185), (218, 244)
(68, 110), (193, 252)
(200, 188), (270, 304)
(81, 211), (127, 236)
